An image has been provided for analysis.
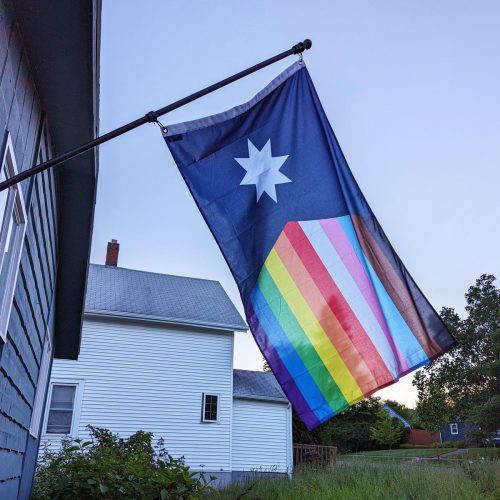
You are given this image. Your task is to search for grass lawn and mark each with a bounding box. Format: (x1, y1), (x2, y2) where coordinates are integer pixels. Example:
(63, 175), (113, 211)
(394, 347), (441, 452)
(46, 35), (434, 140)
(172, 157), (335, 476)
(340, 447), (500, 464)
(340, 448), (448, 464)
(342, 448), (444, 459)
(211, 463), (499, 499)
(452, 448), (500, 460)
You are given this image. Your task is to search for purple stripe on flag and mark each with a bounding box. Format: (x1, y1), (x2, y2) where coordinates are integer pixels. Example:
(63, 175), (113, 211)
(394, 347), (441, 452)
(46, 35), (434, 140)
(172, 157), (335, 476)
(245, 300), (321, 430)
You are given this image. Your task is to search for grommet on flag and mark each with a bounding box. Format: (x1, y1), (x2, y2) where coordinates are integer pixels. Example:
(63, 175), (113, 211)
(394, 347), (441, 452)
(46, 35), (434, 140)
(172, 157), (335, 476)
(298, 52), (304, 65)
(154, 118), (167, 133)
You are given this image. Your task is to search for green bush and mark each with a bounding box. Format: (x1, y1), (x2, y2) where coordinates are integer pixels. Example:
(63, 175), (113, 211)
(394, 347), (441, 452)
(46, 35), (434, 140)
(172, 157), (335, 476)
(32, 426), (213, 499)
(435, 440), (465, 448)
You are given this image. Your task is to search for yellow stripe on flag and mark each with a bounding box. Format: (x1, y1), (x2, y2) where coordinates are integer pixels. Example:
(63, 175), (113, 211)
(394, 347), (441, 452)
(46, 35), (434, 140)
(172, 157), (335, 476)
(265, 248), (364, 402)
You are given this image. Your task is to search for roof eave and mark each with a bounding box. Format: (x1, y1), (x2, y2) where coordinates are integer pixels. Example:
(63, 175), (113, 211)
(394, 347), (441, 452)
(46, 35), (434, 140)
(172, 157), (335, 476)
(84, 310), (248, 333)
(13, 1), (101, 359)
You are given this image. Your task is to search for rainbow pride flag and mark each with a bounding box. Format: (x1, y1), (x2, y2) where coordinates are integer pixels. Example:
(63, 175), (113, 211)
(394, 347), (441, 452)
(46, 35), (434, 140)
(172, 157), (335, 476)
(164, 62), (455, 429)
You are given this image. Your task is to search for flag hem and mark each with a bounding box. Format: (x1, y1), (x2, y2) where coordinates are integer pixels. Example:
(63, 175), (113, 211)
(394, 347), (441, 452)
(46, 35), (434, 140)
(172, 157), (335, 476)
(163, 61), (304, 137)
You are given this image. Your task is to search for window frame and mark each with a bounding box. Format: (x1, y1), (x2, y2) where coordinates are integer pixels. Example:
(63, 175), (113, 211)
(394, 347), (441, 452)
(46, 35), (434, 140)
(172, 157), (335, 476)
(0, 133), (27, 343)
(201, 392), (220, 423)
(42, 379), (84, 438)
(29, 332), (53, 438)
(450, 423), (459, 435)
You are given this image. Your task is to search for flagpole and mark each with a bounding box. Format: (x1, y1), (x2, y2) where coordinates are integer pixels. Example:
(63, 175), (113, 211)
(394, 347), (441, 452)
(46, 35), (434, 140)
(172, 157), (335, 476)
(0, 39), (312, 192)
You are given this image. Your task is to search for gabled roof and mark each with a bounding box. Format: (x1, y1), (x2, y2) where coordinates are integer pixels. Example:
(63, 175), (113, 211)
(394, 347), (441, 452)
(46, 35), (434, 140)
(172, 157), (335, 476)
(84, 264), (247, 332)
(233, 369), (288, 403)
(382, 404), (412, 428)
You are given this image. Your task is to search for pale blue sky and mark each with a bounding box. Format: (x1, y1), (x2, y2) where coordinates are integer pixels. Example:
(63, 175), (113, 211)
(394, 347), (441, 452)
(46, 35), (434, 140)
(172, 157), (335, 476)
(91, 1), (500, 407)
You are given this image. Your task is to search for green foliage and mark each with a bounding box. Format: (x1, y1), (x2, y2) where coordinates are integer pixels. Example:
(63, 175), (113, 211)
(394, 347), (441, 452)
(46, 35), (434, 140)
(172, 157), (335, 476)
(370, 411), (403, 449)
(413, 274), (500, 439)
(413, 379), (450, 434)
(293, 397), (384, 453)
(32, 426), (213, 499)
(470, 394), (500, 437)
(436, 440), (465, 448)
(262, 358), (271, 372)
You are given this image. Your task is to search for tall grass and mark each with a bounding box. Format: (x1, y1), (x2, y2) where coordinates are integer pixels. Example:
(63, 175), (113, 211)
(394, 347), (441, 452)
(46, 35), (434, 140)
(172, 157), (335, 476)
(211, 462), (499, 499)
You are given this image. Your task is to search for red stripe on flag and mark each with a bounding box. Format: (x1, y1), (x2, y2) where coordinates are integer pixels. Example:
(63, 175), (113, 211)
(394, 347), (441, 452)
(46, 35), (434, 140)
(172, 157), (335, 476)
(282, 222), (394, 388)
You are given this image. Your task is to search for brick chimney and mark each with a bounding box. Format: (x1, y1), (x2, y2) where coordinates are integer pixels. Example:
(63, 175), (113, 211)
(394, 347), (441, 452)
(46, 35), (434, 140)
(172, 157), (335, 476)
(105, 239), (119, 267)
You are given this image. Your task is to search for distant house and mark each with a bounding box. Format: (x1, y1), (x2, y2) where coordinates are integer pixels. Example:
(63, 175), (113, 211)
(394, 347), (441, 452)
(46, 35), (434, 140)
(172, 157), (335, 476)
(440, 420), (477, 443)
(0, 1), (99, 497)
(382, 405), (478, 445)
(382, 404), (411, 428)
(40, 243), (293, 486)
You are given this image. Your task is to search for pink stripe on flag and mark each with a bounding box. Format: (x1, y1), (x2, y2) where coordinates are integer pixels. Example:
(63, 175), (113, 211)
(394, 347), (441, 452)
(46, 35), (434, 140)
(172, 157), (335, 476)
(319, 218), (411, 373)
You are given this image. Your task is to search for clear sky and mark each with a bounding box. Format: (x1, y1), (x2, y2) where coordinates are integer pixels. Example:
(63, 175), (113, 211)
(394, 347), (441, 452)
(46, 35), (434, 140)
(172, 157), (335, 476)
(91, 1), (500, 407)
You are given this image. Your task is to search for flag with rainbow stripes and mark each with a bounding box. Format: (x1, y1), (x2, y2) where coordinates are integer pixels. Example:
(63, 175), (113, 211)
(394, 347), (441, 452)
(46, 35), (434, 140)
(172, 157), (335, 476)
(163, 61), (455, 429)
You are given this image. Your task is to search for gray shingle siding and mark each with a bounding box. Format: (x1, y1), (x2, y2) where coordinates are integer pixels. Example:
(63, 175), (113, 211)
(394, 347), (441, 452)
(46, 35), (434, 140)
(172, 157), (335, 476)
(0, 1), (57, 495)
(233, 369), (288, 402)
(85, 264), (247, 332)
(1, 1), (99, 496)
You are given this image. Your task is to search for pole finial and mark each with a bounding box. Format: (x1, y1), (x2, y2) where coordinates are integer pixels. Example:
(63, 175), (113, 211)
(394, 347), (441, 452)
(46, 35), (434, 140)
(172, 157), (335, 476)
(293, 39), (312, 54)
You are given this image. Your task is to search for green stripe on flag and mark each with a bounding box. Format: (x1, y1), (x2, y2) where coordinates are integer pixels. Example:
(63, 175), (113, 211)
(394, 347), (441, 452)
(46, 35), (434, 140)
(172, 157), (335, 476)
(257, 265), (348, 412)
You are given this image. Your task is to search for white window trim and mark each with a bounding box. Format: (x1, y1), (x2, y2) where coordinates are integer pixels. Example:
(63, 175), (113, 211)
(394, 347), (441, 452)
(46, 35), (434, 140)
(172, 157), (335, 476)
(0, 133), (27, 342)
(29, 332), (53, 438)
(450, 423), (459, 435)
(201, 392), (220, 423)
(42, 379), (85, 438)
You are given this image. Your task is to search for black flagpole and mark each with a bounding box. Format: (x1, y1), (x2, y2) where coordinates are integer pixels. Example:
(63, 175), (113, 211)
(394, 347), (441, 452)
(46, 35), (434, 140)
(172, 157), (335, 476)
(0, 39), (312, 192)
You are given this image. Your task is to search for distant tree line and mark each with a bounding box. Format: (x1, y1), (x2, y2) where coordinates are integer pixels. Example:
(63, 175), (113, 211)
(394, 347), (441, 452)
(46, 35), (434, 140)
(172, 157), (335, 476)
(292, 397), (410, 453)
(265, 274), (499, 450)
(413, 274), (499, 442)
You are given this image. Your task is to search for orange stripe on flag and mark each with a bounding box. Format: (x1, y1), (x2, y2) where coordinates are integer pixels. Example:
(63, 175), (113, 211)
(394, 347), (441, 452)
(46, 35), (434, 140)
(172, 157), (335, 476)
(273, 231), (375, 395)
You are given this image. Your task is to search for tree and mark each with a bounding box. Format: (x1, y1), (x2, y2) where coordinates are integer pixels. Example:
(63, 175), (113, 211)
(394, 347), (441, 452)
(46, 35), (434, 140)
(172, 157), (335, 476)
(413, 381), (450, 434)
(262, 358), (271, 372)
(370, 411), (403, 449)
(413, 274), (500, 439)
(293, 397), (384, 453)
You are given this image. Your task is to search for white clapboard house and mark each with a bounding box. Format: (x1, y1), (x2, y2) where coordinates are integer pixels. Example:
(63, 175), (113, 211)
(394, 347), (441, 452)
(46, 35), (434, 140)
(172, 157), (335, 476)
(39, 242), (292, 485)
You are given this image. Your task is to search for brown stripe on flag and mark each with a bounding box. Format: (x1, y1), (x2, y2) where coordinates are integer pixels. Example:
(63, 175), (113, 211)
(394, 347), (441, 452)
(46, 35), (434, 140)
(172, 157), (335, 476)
(351, 215), (442, 358)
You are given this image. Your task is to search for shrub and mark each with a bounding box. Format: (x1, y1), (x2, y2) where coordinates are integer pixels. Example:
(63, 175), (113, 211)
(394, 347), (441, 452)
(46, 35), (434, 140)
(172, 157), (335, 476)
(434, 441), (465, 448)
(370, 411), (403, 449)
(397, 425), (411, 446)
(32, 426), (213, 499)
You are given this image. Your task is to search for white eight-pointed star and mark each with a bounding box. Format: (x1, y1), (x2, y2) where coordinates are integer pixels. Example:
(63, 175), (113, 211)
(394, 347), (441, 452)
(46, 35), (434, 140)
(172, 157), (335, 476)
(234, 139), (291, 203)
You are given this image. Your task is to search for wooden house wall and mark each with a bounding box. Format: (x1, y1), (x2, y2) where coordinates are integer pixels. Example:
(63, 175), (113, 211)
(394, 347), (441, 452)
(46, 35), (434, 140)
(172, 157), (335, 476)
(232, 398), (292, 473)
(0, 0), (59, 497)
(440, 422), (477, 443)
(43, 318), (235, 472)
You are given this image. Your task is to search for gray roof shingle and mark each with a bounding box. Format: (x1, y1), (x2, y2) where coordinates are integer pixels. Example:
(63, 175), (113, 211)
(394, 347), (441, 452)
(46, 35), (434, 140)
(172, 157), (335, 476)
(85, 264), (247, 331)
(233, 369), (288, 402)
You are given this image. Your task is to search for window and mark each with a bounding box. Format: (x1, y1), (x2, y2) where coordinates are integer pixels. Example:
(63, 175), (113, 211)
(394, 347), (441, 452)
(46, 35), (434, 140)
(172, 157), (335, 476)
(0, 134), (27, 342)
(450, 423), (459, 435)
(202, 393), (219, 422)
(29, 333), (52, 437)
(43, 381), (83, 435)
